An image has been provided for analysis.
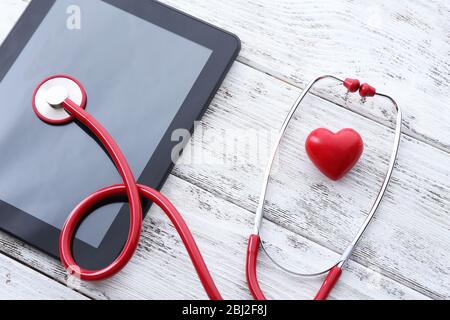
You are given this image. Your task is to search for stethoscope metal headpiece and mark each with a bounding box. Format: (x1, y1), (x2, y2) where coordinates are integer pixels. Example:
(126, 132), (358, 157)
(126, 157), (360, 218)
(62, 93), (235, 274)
(252, 75), (403, 277)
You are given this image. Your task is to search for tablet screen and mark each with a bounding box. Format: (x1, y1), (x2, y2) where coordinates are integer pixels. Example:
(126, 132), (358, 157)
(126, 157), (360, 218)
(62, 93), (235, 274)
(0, 0), (212, 247)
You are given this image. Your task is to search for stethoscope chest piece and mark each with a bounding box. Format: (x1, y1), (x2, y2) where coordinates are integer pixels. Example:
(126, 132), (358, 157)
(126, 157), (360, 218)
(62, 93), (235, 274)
(32, 75), (87, 125)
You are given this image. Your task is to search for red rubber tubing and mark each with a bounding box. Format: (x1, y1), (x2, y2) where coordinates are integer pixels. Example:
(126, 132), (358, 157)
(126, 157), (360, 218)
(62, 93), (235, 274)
(59, 97), (341, 301)
(314, 266), (342, 300)
(246, 234), (342, 300)
(246, 234), (267, 300)
(59, 98), (222, 300)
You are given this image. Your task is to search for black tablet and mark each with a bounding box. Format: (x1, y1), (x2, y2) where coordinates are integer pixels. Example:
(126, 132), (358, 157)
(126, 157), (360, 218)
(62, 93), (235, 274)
(0, 0), (240, 269)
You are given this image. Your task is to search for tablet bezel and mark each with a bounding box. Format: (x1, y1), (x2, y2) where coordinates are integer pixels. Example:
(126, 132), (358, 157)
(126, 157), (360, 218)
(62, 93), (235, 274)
(0, 0), (240, 269)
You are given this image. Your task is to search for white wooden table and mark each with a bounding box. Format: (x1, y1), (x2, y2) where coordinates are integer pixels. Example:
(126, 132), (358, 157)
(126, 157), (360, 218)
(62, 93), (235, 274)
(0, 0), (449, 300)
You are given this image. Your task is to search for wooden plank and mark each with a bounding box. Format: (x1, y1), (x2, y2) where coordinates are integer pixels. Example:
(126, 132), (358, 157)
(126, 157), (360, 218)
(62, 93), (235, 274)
(0, 0), (444, 300)
(3, 1), (449, 150)
(0, 0), (29, 44)
(162, 0), (450, 152)
(0, 175), (427, 299)
(170, 62), (450, 299)
(0, 253), (87, 299)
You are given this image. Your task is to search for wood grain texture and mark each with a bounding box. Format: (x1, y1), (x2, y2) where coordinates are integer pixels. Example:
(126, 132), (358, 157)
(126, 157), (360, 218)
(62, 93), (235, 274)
(0, 0), (448, 300)
(170, 62), (450, 299)
(0, 253), (86, 300)
(0, 0), (29, 44)
(0, 58), (441, 299)
(0, 175), (428, 300)
(162, 0), (450, 152)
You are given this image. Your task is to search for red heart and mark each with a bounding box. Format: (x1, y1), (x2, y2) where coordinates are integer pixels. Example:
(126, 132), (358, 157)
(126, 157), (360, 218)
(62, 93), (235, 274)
(305, 128), (364, 181)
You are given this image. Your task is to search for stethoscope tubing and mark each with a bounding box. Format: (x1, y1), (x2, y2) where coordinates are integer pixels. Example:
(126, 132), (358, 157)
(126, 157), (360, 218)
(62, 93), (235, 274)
(57, 98), (222, 299)
(246, 234), (342, 300)
(59, 98), (143, 280)
(247, 75), (403, 300)
(35, 73), (401, 301)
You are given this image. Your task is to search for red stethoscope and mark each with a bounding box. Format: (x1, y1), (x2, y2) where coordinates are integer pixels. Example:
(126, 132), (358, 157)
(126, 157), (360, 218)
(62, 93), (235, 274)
(32, 74), (402, 300)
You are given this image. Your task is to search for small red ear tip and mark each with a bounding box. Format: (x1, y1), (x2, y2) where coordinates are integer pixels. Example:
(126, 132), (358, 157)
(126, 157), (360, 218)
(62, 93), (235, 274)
(343, 78), (360, 93)
(359, 83), (376, 97)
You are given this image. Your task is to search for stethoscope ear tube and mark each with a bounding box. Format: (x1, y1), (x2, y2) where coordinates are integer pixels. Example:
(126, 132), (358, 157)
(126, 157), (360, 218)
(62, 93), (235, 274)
(246, 234), (266, 300)
(245, 234), (342, 300)
(249, 75), (403, 300)
(314, 266), (342, 300)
